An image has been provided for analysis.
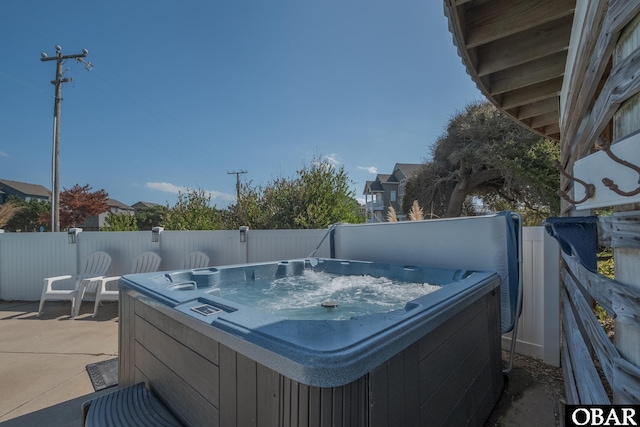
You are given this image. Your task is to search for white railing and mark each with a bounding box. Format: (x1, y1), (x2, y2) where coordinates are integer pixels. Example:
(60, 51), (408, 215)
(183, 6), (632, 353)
(365, 200), (383, 210)
(0, 226), (559, 365)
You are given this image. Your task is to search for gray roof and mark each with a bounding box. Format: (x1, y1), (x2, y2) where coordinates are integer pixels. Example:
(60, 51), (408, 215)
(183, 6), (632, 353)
(132, 201), (161, 209)
(363, 180), (384, 194)
(394, 163), (422, 180)
(384, 174), (399, 183)
(108, 198), (134, 211)
(0, 179), (51, 198)
(376, 174), (394, 184)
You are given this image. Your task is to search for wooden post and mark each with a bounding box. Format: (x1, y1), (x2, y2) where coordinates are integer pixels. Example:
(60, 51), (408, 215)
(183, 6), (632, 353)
(612, 207), (640, 404)
(610, 14), (640, 404)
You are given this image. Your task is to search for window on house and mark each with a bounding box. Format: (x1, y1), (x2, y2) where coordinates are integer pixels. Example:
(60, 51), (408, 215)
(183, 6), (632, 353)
(390, 191), (396, 202)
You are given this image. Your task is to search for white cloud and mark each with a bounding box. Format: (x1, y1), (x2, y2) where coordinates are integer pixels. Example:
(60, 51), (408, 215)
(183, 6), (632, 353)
(326, 153), (340, 166)
(205, 190), (236, 202)
(0, 151), (8, 157)
(357, 166), (378, 174)
(146, 182), (235, 202)
(146, 182), (186, 194)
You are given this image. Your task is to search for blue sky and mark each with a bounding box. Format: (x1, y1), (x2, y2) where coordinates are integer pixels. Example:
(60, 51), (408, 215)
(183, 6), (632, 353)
(1, 1), (480, 208)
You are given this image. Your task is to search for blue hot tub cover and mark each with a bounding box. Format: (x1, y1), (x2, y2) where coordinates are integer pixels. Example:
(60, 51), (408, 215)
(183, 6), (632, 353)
(331, 211), (522, 334)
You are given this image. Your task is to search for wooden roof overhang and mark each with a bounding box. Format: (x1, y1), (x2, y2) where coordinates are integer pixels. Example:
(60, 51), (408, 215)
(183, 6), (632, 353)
(444, 0), (576, 141)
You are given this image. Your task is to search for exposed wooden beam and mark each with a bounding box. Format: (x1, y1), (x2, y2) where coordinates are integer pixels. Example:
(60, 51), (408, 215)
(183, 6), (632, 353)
(443, 0), (572, 142)
(544, 122), (561, 136)
(465, 0), (575, 49)
(531, 111), (560, 128)
(500, 109), (557, 141)
(517, 98), (558, 120)
(489, 51), (567, 95)
(500, 77), (563, 110)
(476, 15), (573, 76)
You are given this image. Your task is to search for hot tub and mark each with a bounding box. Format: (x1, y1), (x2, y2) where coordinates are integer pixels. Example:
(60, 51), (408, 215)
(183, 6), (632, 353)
(118, 258), (504, 427)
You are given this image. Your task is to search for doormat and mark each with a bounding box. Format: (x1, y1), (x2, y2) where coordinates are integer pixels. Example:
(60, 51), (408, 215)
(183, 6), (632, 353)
(86, 358), (118, 391)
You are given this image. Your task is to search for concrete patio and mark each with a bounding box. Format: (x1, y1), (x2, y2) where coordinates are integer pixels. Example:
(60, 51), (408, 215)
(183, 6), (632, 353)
(0, 300), (118, 427)
(0, 299), (563, 427)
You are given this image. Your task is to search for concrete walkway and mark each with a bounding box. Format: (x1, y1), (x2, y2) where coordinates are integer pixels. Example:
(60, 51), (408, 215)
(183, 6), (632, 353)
(0, 300), (118, 427)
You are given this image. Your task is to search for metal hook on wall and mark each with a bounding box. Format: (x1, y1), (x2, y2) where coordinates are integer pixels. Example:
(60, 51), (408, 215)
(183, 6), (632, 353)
(553, 160), (596, 205)
(597, 138), (640, 197)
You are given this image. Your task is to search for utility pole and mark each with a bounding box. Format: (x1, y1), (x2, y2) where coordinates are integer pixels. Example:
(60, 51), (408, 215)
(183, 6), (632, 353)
(41, 45), (91, 232)
(228, 170), (248, 224)
(227, 170), (248, 202)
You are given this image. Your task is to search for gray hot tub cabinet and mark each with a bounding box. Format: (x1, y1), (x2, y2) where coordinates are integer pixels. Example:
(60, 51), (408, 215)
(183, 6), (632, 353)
(118, 266), (502, 427)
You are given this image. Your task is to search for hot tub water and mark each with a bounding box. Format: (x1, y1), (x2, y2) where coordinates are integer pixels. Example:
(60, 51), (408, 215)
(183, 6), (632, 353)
(217, 270), (441, 320)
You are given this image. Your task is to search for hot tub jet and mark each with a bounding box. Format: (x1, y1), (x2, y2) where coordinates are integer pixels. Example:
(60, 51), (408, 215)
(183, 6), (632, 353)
(321, 300), (338, 308)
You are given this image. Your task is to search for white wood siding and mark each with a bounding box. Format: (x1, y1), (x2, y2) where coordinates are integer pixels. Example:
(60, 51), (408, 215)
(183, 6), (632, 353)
(573, 132), (640, 209)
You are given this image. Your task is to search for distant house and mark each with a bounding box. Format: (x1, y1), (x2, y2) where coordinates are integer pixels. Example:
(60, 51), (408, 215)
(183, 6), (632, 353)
(0, 179), (51, 205)
(132, 201), (161, 210)
(363, 178), (386, 223)
(80, 198), (135, 231)
(363, 163), (422, 222)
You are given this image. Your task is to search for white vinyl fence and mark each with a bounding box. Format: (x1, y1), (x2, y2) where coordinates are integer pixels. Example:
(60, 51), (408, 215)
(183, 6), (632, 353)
(507, 227), (560, 365)
(0, 225), (559, 365)
(0, 228), (331, 301)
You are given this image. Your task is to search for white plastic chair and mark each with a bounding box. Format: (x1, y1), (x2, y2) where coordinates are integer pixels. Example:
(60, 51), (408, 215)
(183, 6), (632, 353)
(179, 251), (210, 269)
(92, 251), (162, 317)
(38, 251), (112, 317)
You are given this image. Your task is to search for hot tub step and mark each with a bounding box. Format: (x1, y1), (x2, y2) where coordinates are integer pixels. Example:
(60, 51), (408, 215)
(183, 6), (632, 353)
(82, 382), (182, 426)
